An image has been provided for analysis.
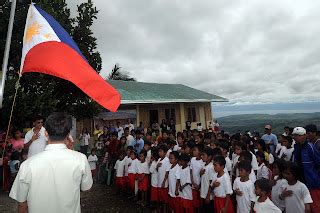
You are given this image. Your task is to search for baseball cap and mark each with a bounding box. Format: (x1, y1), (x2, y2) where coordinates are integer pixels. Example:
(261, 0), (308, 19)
(264, 125), (272, 130)
(292, 127), (306, 136)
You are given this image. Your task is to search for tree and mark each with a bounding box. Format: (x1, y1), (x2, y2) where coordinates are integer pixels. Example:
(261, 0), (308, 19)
(108, 64), (136, 81)
(0, 0), (102, 128)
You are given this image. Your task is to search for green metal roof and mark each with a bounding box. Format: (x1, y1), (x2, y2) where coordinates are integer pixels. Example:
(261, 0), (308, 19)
(107, 80), (228, 104)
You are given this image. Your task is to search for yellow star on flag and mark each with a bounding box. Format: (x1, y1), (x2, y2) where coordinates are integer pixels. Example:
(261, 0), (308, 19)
(25, 22), (42, 43)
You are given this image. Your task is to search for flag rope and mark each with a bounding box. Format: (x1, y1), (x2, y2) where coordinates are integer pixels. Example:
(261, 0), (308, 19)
(1, 74), (21, 159)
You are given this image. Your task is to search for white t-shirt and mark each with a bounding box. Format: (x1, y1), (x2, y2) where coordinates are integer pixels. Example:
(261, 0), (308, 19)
(9, 144), (92, 213)
(150, 161), (159, 187)
(116, 126), (124, 139)
(200, 162), (214, 199)
(168, 164), (181, 197)
(212, 172), (233, 198)
(190, 157), (205, 186)
(87, 154), (98, 170)
(179, 166), (193, 200)
(282, 181), (313, 213)
(254, 197), (282, 213)
(268, 153), (275, 164)
(146, 150), (151, 164)
(275, 144), (283, 156)
(128, 158), (139, 174)
(126, 135), (135, 147)
(114, 159), (125, 177)
(225, 157), (232, 173)
(279, 147), (294, 162)
(257, 163), (269, 180)
(233, 177), (256, 213)
(157, 157), (171, 188)
(173, 144), (181, 151)
(166, 149), (173, 158)
(24, 127), (47, 158)
(124, 156), (132, 176)
(271, 177), (287, 211)
(79, 133), (90, 146)
(251, 152), (259, 171)
(137, 161), (150, 174)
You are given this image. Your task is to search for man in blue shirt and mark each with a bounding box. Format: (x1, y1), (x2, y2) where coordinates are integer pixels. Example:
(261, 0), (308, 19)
(132, 130), (144, 154)
(261, 124), (278, 155)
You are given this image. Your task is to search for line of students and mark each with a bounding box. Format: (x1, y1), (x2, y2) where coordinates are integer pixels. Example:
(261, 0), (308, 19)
(113, 140), (313, 213)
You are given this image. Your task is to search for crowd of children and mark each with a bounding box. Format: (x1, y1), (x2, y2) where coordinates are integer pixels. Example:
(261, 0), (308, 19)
(107, 125), (319, 213)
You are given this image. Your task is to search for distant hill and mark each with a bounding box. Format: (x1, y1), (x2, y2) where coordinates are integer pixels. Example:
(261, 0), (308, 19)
(217, 112), (320, 135)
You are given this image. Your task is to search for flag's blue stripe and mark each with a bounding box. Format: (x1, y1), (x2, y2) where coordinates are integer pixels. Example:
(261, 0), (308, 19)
(34, 5), (86, 61)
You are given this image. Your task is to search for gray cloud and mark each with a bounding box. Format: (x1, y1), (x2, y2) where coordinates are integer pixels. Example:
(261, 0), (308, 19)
(70, 0), (320, 104)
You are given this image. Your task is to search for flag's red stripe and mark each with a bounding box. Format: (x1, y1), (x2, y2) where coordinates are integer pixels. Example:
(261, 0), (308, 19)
(22, 41), (121, 112)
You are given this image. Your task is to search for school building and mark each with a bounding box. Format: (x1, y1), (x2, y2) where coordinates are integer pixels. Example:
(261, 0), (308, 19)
(77, 80), (227, 134)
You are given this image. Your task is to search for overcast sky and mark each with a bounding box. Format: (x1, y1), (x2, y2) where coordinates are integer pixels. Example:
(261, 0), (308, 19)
(71, 0), (320, 105)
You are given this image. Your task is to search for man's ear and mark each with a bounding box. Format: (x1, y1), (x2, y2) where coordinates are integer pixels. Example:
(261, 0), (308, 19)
(45, 131), (49, 138)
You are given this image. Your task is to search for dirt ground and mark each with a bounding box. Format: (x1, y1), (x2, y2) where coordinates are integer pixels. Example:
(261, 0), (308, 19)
(0, 184), (152, 213)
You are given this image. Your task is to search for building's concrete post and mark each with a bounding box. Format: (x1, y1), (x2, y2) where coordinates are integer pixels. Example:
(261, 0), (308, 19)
(199, 104), (206, 129)
(180, 103), (185, 131)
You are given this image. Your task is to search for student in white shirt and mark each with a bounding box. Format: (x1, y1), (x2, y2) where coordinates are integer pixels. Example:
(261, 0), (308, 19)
(279, 136), (294, 161)
(280, 162), (313, 213)
(190, 144), (205, 210)
(136, 150), (150, 206)
(178, 153), (193, 212)
(149, 149), (159, 206)
(256, 151), (270, 180)
(143, 141), (152, 164)
(238, 151), (257, 183)
(10, 112), (93, 213)
(271, 159), (287, 211)
(219, 141), (232, 175)
(167, 151), (181, 212)
(254, 179), (282, 213)
(128, 150), (139, 196)
(212, 155), (234, 213)
(200, 147), (214, 212)
(88, 148), (98, 182)
(124, 146), (133, 190)
(156, 145), (171, 212)
(114, 152), (126, 191)
(233, 161), (256, 213)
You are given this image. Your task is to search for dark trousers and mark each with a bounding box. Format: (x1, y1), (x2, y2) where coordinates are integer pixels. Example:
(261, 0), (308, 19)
(201, 200), (214, 212)
(80, 145), (88, 156)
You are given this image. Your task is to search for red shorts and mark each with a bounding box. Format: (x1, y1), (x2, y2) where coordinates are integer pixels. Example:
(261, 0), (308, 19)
(138, 174), (149, 192)
(181, 198), (193, 213)
(310, 189), (320, 213)
(115, 177), (125, 189)
(192, 189), (201, 207)
(151, 186), (159, 202)
(214, 197), (234, 213)
(158, 188), (169, 203)
(128, 173), (136, 192)
(169, 196), (182, 213)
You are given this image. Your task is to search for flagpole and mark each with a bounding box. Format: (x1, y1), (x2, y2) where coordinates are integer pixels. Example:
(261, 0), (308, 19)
(0, 0), (17, 108)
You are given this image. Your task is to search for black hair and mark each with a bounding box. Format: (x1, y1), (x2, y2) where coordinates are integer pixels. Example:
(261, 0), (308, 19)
(135, 129), (142, 134)
(273, 159), (286, 179)
(239, 150), (252, 162)
(169, 151), (179, 159)
(111, 131), (118, 137)
(146, 132), (152, 136)
(151, 147), (159, 160)
(255, 151), (266, 161)
(219, 141), (229, 151)
(238, 160), (252, 172)
(186, 141), (196, 149)
(130, 150), (138, 157)
(140, 150), (147, 157)
(124, 127), (130, 131)
(193, 144), (205, 152)
(33, 115), (44, 122)
(213, 155), (226, 167)
(158, 144), (168, 153)
(127, 146), (134, 151)
(120, 136), (126, 141)
(212, 147), (223, 157)
(168, 140), (176, 146)
(11, 151), (20, 161)
(305, 124), (317, 133)
(284, 161), (300, 180)
(283, 136), (293, 145)
(91, 148), (96, 154)
(179, 153), (191, 162)
(202, 146), (214, 157)
(255, 179), (271, 194)
(44, 112), (72, 141)
(257, 139), (267, 151)
(234, 141), (247, 151)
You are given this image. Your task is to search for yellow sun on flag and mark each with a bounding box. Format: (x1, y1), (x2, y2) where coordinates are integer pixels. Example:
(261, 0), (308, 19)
(25, 22), (42, 43)
(44, 33), (52, 39)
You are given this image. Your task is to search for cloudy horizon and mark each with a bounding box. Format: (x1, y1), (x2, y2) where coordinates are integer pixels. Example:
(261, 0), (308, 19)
(71, 0), (320, 105)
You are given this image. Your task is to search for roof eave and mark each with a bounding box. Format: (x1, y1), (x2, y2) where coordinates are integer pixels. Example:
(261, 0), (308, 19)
(120, 99), (228, 105)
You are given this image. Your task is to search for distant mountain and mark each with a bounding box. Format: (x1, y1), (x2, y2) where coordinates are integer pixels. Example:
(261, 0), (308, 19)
(217, 112), (320, 135)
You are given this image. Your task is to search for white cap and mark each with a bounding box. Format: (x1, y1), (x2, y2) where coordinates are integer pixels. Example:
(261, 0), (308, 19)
(292, 127), (306, 136)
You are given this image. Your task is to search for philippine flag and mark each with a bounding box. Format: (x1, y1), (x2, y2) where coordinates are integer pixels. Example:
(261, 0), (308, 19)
(20, 4), (121, 112)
